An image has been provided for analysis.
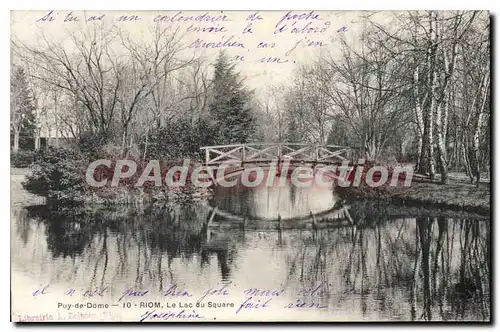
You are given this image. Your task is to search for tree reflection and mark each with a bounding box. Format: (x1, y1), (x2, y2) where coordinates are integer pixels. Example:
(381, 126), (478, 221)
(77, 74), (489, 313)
(280, 214), (489, 321)
(23, 203), (236, 288)
(16, 204), (489, 321)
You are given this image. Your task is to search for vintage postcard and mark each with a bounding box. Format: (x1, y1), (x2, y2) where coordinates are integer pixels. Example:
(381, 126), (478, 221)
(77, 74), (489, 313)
(10, 10), (490, 322)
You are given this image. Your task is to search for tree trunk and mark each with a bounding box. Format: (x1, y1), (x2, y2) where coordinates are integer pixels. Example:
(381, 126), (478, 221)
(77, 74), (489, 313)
(55, 128), (60, 148)
(427, 12), (437, 181)
(413, 67), (424, 171)
(472, 127), (481, 187)
(419, 89), (436, 179)
(436, 103), (448, 184)
(450, 128), (459, 170)
(418, 12), (437, 180)
(54, 93), (60, 148)
(34, 125), (40, 151)
(121, 130), (127, 157)
(142, 127), (149, 161)
(127, 135), (133, 158)
(472, 74), (490, 187)
(416, 133), (423, 171)
(428, 115), (436, 181)
(400, 139), (406, 162)
(364, 138), (377, 162)
(13, 128), (19, 152)
(462, 138), (474, 183)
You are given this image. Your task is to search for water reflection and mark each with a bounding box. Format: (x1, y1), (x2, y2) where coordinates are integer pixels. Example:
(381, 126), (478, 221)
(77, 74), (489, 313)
(11, 201), (490, 321)
(212, 174), (340, 220)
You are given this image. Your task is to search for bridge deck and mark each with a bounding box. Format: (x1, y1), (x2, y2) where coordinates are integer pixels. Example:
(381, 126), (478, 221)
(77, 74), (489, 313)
(200, 143), (357, 165)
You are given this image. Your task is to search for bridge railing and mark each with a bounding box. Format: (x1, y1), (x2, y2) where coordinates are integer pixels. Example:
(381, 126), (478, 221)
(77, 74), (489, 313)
(200, 143), (358, 165)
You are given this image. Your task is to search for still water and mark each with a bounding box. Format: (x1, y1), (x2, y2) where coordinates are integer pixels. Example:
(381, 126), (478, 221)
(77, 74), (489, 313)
(11, 181), (490, 322)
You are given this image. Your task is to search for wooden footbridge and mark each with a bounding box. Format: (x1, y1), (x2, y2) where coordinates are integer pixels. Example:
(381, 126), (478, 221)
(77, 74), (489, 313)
(197, 143), (360, 230)
(200, 143), (357, 166)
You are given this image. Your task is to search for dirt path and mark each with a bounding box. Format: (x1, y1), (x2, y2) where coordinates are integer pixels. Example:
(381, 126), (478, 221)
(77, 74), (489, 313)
(10, 168), (45, 207)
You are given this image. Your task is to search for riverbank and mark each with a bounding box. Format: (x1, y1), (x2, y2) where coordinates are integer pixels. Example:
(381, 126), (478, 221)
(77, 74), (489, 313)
(12, 167), (490, 216)
(337, 177), (490, 216)
(10, 167), (212, 207)
(11, 168), (45, 206)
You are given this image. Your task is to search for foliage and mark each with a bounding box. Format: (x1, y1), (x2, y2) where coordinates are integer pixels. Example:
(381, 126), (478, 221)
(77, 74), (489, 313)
(208, 51), (256, 144)
(23, 147), (86, 204)
(146, 117), (218, 160)
(78, 131), (112, 158)
(11, 150), (38, 168)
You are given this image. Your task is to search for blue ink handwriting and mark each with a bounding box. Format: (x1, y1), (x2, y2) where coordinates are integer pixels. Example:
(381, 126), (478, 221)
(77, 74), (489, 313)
(257, 41), (276, 49)
(36, 11), (57, 22)
(285, 37), (326, 56)
(139, 309), (203, 322)
(87, 14), (105, 22)
(246, 11), (263, 21)
(162, 284), (193, 297)
(63, 286), (108, 297)
(82, 286), (109, 297)
(186, 24), (227, 33)
(64, 11), (79, 23)
(196, 283), (231, 304)
(117, 15), (141, 22)
(297, 282), (328, 297)
(259, 56), (289, 64)
(273, 10), (331, 35)
(242, 23), (254, 34)
(189, 36), (245, 49)
(118, 288), (149, 302)
(284, 299), (328, 309)
(236, 296), (272, 314)
(153, 12), (231, 24)
(275, 11), (321, 28)
(244, 288), (285, 297)
(32, 284), (49, 296)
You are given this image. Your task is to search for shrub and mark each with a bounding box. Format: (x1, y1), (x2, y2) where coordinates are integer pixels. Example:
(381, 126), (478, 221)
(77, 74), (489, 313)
(11, 150), (37, 168)
(23, 147), (87, 204)
(146, 118), (217, 160)
(79, 131), (111, 158)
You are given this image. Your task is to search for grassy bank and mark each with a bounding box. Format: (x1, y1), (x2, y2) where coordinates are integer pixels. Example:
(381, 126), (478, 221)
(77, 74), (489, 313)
(11, 167), (212, 207)
(82, 186), (213, 206)
(338, 177), (490, 216)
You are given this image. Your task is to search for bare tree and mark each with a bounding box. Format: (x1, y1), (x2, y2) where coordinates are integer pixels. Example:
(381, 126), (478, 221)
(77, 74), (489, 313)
(368, 10), (486, 181)
(257, 85), (288, 142)
(13, 22), (207, 156)
(13, 24), (123, 135)
(317, 31), (412, 160)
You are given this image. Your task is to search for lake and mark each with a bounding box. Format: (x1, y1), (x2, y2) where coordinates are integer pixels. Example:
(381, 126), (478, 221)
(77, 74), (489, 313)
(11, 179), (490, 322)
